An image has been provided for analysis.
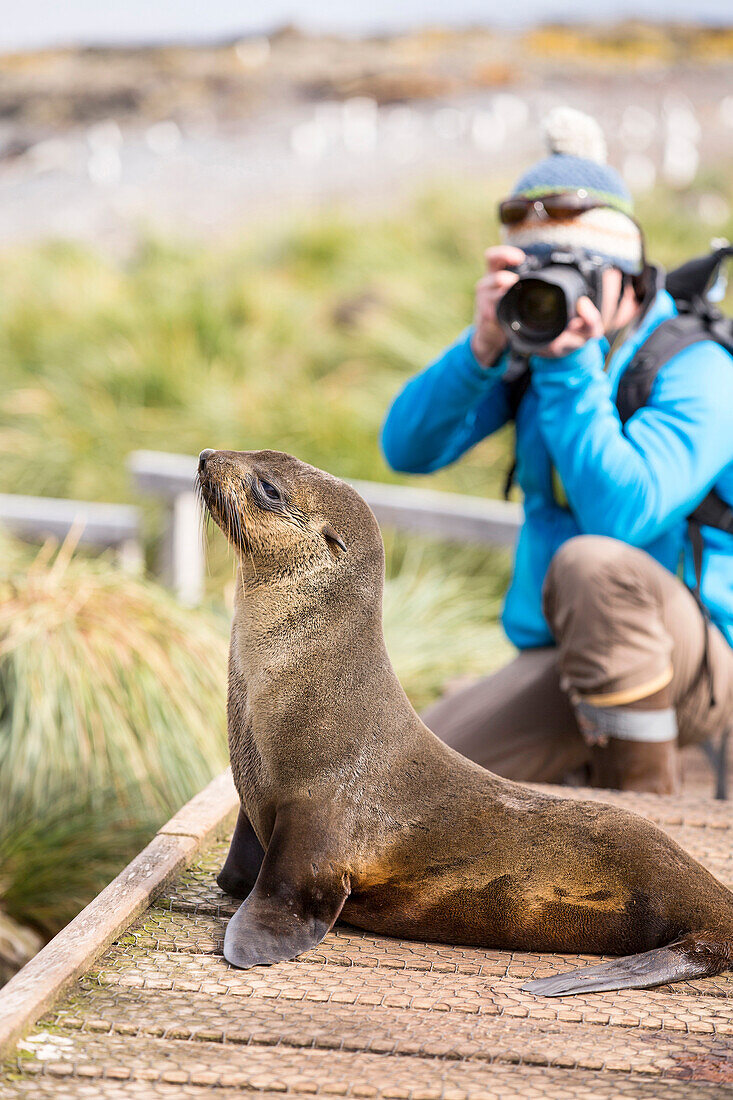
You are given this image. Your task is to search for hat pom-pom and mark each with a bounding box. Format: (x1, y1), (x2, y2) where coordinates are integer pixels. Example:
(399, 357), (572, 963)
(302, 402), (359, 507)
(543, 107), (607, 164)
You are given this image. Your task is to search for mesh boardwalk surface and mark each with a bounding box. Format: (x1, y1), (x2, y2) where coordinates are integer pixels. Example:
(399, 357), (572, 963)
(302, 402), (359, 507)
(2, 752), (733, 1098)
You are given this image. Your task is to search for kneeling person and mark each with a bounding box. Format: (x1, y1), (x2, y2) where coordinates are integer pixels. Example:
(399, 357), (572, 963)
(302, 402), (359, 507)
(381, 109), (733, 795)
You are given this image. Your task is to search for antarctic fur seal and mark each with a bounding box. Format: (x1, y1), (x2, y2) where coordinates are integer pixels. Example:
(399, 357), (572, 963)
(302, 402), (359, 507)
(198, 447), (733, 996)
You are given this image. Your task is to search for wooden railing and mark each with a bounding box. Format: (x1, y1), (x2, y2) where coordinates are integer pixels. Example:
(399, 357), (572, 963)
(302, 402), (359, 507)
(0, 492), (142, 572)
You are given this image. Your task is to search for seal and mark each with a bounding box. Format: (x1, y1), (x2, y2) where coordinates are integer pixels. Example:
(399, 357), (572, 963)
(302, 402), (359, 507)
(198, 447), (733, 996)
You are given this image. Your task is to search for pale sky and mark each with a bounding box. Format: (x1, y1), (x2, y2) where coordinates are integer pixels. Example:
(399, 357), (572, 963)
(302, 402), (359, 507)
(2, 0), (732, 52)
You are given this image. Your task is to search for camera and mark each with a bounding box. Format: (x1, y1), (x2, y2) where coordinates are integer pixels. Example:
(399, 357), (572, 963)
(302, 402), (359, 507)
(496, 249), (608, 355)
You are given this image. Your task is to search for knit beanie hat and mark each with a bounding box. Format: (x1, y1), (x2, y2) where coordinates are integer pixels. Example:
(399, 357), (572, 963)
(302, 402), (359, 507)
(501, 108), (644, 274)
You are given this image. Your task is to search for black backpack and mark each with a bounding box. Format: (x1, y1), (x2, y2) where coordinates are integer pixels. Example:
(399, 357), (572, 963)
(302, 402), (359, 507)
(503, 244), (733, 701)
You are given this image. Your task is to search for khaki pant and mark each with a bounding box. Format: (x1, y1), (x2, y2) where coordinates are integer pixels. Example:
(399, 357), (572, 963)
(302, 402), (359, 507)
(424, 536), (733, 787)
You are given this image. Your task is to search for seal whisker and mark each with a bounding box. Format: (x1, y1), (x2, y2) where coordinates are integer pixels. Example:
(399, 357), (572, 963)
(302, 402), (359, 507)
(194, 477), (213, 571)
(240, 497), (258, 580)
(218, 486), (232, 544)
(234, 505), (245, 552)
(195, 477), (214, 542)
(232, 497), (246, 558)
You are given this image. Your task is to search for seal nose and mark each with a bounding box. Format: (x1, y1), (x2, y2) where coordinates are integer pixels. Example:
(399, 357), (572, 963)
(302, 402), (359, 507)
(198, 449), (215, 472)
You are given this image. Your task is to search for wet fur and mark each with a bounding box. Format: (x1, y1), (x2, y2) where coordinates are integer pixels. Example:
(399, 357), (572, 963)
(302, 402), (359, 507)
(200, 449), (733, 994)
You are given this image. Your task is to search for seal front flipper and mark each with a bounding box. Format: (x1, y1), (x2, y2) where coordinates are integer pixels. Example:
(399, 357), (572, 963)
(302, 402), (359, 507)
(217, 808), (264, 899)
(223, 804), (350, 969)
(523, 933), (732, 997)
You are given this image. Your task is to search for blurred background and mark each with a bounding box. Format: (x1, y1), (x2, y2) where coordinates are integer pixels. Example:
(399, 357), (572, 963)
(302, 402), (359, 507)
(0, 1), (731, 978)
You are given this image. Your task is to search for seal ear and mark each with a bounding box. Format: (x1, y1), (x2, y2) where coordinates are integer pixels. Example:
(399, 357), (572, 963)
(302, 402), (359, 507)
(321, 523), (347, 555)
(223, 803), (351, 969)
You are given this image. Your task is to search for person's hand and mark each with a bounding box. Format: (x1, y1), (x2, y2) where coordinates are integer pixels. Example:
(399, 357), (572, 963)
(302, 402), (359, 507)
(535, 295), (605, 359)
(470, 245), (526, 368)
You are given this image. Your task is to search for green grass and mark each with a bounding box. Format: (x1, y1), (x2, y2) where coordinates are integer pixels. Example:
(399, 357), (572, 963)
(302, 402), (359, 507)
(1, 180), (730, 519)
(0, 535), (230, 819)
(0, 192), (505, 509)
(0, 533), (230, 957)
(0, 785), (152, 941)
(382, 534), (513, 711)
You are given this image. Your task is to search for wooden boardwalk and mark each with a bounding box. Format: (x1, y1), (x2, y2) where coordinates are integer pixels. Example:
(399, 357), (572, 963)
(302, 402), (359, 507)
(2, 751), (733, 1098)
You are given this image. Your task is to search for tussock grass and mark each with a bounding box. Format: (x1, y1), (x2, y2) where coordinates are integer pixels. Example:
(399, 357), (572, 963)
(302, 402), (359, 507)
(0, 785), (152, 940)
(0, 536), (229, 818)
(384, 536), (513, 711)
(0, 534), (229, 959)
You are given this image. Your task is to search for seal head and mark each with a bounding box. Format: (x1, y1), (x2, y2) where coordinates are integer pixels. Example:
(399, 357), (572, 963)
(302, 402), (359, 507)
(198, 447), (381, 592)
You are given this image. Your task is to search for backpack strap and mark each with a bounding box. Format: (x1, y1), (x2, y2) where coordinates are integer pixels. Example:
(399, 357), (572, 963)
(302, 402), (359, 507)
(615, 313), (711, 426)
(502, 353), (532, 419)
(687, 516), (717, 707)
(666, 244), (733, 306)
(690, 490), (733, 535)
(501, 354), (531, 500)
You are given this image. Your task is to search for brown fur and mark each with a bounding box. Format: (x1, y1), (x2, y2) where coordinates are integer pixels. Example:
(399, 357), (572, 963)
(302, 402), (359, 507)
(199, 449), (733, 992)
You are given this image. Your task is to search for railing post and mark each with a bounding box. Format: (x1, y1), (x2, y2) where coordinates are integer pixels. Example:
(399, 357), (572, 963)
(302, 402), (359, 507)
(117, 538), (144, 575)
(158, 490), (204, 606)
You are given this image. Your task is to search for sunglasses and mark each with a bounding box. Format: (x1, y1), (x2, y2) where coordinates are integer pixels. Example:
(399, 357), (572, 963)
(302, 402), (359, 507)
(498, 190), (609, 226)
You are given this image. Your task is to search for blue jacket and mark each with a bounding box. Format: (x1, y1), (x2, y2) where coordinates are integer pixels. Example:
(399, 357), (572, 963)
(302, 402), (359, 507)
(381, 289), (733, 649)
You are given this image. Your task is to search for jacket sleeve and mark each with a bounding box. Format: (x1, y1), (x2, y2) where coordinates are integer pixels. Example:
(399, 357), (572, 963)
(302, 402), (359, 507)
(531, 338), (733, 545)
(380, 329), (511, 474)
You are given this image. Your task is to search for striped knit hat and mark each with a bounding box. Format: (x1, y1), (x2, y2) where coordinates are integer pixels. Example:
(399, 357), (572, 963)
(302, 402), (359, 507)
(501, 108), (643, 274)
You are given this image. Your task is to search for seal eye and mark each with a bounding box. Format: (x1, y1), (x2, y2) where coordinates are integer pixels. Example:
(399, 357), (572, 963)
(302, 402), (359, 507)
(259, 479), (282, 502)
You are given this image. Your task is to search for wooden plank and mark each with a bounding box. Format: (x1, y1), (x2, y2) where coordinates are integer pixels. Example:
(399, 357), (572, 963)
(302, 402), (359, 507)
(6, 1039), (719, 1099)
(157, 769), (238, 841)
(41, 981), (733, 1082)
(0, 770), (238, 1058)
(0, 493), (139, 548)
(0, 835), (196, 1058)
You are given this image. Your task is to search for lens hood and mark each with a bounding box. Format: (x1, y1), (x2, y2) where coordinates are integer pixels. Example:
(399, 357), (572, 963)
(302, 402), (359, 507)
(497, 250), (606, 355)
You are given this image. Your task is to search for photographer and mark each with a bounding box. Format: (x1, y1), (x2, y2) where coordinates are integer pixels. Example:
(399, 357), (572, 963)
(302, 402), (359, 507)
(381, 108), (733, 796)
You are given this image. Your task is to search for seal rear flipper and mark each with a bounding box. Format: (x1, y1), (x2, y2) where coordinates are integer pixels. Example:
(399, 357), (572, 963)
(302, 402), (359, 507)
(223, 804), (350, 970)
(217, 808), (264, 899)
(522, 935), (731, 997)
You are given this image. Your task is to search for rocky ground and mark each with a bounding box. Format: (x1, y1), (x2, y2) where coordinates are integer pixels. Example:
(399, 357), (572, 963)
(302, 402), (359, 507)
(0, 23), (731, 247)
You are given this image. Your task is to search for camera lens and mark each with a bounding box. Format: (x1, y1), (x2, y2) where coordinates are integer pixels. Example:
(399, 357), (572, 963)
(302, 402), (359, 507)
(513, 280), (566, 341)
(496, 261), (592, 353)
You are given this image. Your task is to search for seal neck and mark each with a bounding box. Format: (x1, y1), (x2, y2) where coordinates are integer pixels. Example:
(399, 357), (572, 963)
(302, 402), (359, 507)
(230, 575), (418, 788)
